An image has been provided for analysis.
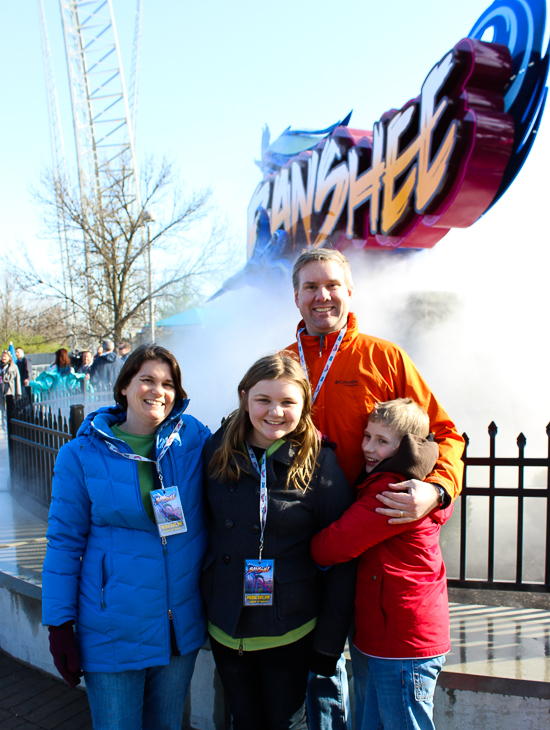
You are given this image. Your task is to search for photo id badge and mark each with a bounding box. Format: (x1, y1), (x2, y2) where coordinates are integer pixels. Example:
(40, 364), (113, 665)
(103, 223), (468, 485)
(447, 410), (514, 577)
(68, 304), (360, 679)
(243, 559), (274, 606)
(150, 486), (187, 538)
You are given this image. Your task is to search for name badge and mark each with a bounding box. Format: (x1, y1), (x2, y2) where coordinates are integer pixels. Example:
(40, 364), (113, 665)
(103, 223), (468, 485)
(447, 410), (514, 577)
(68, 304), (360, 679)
(243, 559), (274, 606)
(150, 486), (187, 538)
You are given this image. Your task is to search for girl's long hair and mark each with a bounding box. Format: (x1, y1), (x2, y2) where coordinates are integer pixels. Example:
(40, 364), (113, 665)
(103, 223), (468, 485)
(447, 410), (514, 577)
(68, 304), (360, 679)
(209, 353), (320, 491)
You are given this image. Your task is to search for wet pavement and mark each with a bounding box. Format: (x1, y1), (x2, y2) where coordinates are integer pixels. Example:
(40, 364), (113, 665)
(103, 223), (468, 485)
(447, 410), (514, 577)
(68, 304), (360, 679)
(0, 649), (92, 730)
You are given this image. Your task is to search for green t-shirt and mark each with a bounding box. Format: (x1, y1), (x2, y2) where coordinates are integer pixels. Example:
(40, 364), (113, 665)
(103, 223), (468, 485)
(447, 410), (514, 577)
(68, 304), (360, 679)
(111, 423), (156, 522)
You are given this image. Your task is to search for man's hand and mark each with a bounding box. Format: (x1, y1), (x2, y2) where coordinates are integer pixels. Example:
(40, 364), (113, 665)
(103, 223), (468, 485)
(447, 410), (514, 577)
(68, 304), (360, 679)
(375, 480), (439, 524)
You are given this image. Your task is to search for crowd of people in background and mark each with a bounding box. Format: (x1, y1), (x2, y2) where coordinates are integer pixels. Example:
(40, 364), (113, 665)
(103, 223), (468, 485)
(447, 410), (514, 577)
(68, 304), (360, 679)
(0, 339), (133, 429)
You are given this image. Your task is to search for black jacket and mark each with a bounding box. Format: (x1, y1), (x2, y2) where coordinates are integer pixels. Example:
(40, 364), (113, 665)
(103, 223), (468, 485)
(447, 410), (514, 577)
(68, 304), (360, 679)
(89, 352), (122, 390)
(202, 428), (357, 657)
(16, 357), (30, 383)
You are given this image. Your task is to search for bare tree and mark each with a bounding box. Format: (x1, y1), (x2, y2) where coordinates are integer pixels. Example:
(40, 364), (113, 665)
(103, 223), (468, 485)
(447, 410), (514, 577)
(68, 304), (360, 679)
(0, 273), (71, 350)
(21, 157), (237, 345)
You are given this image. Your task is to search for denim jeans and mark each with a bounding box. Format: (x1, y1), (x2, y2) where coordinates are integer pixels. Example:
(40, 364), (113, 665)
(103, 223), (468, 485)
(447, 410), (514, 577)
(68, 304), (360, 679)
(210, 633), (312, 730)
(351, 648), (445, 730)
(84, 649), (199, 730)
(306, 652), (351, 730)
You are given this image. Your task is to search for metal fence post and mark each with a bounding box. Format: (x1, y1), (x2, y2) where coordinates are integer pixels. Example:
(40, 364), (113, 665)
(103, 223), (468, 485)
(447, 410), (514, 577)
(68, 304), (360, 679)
(69, 405), (85, 440)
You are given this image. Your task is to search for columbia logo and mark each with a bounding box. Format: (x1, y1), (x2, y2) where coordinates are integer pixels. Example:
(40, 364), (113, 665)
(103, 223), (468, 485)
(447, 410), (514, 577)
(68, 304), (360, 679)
(334, 379), (359, 386)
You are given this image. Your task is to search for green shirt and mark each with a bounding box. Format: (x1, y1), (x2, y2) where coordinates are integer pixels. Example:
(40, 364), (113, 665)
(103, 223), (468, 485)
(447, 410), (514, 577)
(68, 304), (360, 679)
(111, 423), (156, 522)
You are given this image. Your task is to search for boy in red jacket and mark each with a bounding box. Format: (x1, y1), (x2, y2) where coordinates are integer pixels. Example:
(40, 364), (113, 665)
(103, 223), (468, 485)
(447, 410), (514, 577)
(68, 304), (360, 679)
(310, 398), (452, 730)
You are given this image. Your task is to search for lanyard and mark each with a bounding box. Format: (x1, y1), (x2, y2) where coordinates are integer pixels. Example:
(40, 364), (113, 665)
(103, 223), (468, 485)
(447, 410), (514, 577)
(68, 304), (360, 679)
(296, 325), (347, 404)
(94, 418), (184, 492)
(246, 442), (268, 563)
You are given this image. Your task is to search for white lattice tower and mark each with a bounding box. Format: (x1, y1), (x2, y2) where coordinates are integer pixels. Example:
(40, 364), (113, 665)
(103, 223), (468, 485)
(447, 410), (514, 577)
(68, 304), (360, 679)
(58, 0), (141, 210)
(38, 0), (78, 345)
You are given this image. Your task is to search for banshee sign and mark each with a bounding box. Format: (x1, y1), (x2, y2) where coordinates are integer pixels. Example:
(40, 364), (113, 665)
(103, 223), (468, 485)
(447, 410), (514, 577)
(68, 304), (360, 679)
(247, 0), (549, 257)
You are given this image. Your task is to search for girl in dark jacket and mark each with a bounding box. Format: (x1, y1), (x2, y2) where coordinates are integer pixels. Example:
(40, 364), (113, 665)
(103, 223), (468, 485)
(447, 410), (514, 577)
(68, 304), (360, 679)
(202, 353), (356, 730)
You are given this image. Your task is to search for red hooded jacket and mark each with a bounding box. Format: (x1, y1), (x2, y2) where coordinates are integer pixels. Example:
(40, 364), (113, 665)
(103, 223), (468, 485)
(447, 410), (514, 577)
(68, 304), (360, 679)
(311, 435), (451, 659)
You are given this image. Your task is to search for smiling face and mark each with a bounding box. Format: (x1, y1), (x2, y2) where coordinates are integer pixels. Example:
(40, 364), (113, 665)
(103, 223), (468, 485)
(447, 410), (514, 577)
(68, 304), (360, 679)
(294, 260), (353, 336)
(1, 351), (9, 364)
(245, 378), (305, 449)
(362, 420), (402, 473)
(82, 351), (93, 367)
(120, 360), (176, 435)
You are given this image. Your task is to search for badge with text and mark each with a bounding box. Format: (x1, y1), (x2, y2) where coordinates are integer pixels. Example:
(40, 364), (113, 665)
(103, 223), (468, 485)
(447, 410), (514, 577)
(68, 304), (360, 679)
(150, 486), (187, 538)
(243, 559), (274, 606)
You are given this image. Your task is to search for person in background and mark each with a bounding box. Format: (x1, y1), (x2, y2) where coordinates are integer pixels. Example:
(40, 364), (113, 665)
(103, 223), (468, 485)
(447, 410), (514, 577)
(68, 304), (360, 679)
(79, 350), (94, 375)
(118, 342), (131, 362)
(30, 348), (85, 397)
(311, 399), (452, 730)
(42, 344), (209, 730)
(1, 349), (21, 428)
(94, 345), (104, 361)
(202, 353), (356, 730)
(286, 248), (464, 730)
(15, 347), (32, 400)
(89, 339), (123, 391)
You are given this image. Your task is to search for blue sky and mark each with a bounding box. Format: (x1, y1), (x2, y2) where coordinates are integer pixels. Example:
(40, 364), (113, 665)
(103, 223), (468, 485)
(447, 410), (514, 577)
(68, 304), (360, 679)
(2, 0), (532, 262)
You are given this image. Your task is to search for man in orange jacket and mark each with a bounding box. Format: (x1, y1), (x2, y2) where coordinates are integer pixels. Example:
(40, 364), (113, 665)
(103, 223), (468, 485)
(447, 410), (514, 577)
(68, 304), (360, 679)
(285, 248), (464, 730)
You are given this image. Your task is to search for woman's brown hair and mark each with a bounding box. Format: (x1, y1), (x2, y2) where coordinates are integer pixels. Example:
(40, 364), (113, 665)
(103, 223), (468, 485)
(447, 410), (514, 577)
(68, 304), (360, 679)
(209, 353), (320, 492)
(55, 348), (71, 369)
(113, 343), (187, 409)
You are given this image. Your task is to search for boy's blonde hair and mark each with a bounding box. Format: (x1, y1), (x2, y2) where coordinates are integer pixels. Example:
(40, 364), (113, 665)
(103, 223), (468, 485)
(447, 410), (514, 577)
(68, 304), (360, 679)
(368, 398), (429, 439)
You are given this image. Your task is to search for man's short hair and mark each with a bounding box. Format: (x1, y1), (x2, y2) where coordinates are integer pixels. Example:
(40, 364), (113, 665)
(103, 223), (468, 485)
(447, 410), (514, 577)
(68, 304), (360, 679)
(292, 249), (353, 291)
(369, 398), (430, 440)
(102, 339), (115, 352)
(15, 347), (24, 356)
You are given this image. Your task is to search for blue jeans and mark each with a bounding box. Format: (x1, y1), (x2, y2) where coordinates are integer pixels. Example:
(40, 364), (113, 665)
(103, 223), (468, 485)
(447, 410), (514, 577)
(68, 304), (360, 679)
(84, 649), (199, 730)
(351, 648), (445, 730)
(306, 652), (351, 730)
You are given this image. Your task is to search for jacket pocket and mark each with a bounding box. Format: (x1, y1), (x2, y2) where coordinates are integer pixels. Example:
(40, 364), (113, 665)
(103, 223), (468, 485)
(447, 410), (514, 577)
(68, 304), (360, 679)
(99, 553), (108, 610)
(275, 556), (320, 620)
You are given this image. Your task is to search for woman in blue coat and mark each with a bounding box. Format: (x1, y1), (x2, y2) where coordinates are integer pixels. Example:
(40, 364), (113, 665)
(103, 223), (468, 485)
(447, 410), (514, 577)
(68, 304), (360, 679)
(42, 344), (209, 730)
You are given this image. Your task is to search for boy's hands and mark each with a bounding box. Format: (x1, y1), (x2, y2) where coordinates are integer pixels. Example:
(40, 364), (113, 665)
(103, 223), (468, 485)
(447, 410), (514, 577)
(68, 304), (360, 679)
(375, 480), (439, 523)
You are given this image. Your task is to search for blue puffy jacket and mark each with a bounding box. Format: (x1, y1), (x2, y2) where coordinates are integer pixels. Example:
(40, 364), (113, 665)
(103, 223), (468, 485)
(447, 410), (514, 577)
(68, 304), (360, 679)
(42, 402), (210, 672)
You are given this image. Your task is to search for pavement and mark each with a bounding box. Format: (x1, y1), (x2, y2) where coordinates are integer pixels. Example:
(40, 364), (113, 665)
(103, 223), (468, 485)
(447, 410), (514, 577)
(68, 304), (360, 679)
(0, 650), (92, 730)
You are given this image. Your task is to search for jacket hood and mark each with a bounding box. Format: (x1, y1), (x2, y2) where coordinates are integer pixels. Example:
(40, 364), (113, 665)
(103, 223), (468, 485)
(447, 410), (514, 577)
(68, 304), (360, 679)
(359, 433), (438, 484)
(102, 351), (119, 363)
(77, 399), (190, 441)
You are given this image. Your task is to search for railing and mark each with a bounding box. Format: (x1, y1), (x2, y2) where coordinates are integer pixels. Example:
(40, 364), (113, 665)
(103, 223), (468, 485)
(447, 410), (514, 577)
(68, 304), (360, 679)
(31, 385), (114, 418)
(6, 410), (550, 592)
(446, 422), (550, 593)
(7, 402), (84, 506)
(7, 389), (115, 506)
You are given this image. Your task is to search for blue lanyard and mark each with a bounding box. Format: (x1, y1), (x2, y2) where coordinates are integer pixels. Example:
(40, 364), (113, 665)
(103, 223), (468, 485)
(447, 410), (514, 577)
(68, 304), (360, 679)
(296, 325), (347, 403)
(246, 443), (268, 562)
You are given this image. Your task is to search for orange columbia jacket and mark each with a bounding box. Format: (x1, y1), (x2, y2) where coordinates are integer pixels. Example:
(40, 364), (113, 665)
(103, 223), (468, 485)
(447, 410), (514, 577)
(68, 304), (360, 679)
(285, 313), (464, 498)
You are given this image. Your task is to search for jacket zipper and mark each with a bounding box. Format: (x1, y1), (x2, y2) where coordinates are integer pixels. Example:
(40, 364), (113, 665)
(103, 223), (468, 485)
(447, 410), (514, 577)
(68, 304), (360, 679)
(238, 642), (243, 656)
(319, 335), (326, 357)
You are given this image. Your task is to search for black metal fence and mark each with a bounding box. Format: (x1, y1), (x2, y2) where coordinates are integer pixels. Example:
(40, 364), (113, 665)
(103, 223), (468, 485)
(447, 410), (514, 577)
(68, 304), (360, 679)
(6, 409), (550, 592)
(7, 389), (114, 506)
(447, 422), (550, 593)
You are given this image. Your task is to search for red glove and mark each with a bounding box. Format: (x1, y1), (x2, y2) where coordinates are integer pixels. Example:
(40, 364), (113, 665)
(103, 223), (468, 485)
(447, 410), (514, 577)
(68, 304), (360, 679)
(48, 623), (83, 688)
